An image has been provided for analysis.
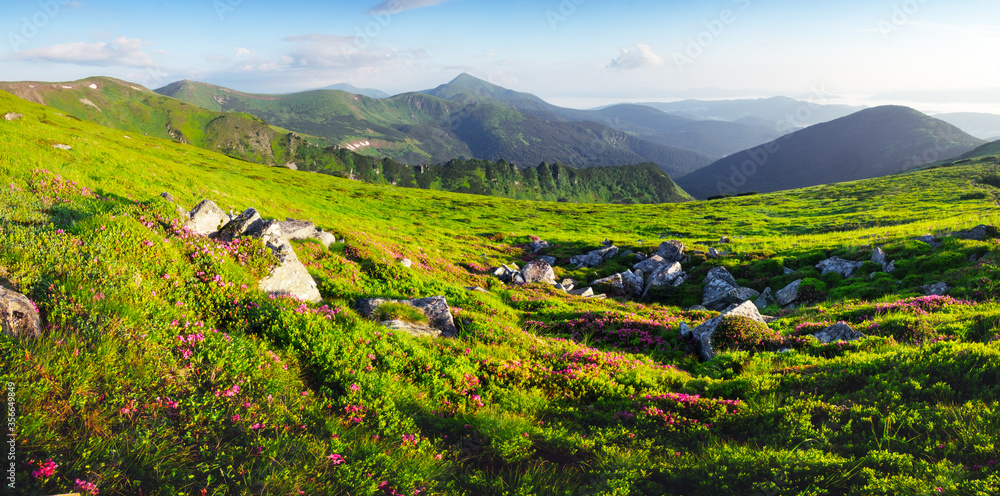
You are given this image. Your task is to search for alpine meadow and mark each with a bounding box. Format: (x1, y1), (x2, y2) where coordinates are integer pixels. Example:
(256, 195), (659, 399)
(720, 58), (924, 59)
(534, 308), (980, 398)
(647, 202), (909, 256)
(4, 1), (1000, 495)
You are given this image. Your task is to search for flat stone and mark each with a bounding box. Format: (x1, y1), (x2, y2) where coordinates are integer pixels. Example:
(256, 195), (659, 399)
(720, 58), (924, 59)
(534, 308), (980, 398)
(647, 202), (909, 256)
(812, 322), (865, 343)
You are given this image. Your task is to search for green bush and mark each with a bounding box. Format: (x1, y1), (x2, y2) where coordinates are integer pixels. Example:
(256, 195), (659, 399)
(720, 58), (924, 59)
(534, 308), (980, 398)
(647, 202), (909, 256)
(373, 302), (429, 324)
(874, 315), (937, 343)
(712, 316), (782, 352)
(798, 278), (829, 304)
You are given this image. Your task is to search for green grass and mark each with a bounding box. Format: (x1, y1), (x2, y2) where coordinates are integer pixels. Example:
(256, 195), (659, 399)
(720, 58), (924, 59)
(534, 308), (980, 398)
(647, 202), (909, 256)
(4, 88), (1000, 495)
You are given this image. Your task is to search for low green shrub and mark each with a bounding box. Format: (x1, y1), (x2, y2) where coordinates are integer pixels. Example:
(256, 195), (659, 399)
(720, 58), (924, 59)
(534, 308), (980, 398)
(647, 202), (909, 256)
(712, 316), (783, 353)
(373, 302), (429, 324)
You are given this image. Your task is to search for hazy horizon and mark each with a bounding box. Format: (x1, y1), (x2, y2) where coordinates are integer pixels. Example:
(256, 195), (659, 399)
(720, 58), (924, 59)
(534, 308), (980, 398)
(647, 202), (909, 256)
(3, 0), (999, 114)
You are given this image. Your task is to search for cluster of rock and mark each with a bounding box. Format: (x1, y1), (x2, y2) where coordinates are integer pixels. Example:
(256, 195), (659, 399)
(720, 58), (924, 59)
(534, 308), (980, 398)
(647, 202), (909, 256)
(494, 260), (607, 299)
(181, 198), (332, 303)
(4, 113), (24, 121)
(684, 300), (866, 361)
(355, 296), (457, 338)
(591, 240), (689, 298)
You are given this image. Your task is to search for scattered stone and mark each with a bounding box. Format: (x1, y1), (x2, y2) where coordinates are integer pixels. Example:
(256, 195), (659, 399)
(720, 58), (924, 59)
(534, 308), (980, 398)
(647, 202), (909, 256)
(691, 301), (768, 361)
(464, 287), (488, 293)
(601, 239), (613, 247)
(915, 234), (940, 248)
(539, 256), (556, 266)
(512, 273), (526, 285)
(213, 207), (268, 242)
(783, 266), (794, 275)
(160, 191), (176, 203)
(969, 254), (980, 263)
(494, 265), (517, 283)
(184, 199), (229, 236)
(52, 144), (72, 150)
(708, 248), (720, 259)
(399, 258), (413, 268)
(655, 240), (685, 263)
(528, 238), (550, 253)
(570, 246), (618, 268)
(679, 322), (691, 338)
(921, 282), (949, 296)
(314, 231), (338, 247)
(754, 287), (774, 310)
(276, 220), (318, 240)
(871, 247), (888, 268)
(885, 260), (896, 273)
(719, 236), (731, 244)
(560, 279), (576, 292)
(0, 286), (41, 339)
(521, 260), (556, 285)
(701, 266), (738, 309)
(727, 287), (761, 303)
(569, 287), (594, 298)
(592, 270), (644, 297)
(622, 270), (643, 297)
(356, 296), (456, 338)
(687, 305), (708, 312)
(634, 252), (648, 262)
(643, 262), (688, 297)
(812, 322), (865, 343)
(816, 257), (863, 278)
(3, 113), (24, 121)
(955, 225), (995, 241)
(775, 280), (802, 307)
(633, 254), (667, 275)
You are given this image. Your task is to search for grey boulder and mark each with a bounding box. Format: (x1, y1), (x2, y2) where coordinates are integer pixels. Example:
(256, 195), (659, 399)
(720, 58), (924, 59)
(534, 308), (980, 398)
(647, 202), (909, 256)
(570, 246), (618, 268)
(812, 322), (865, 343)
(521, 260), (557, 285)
(0, 286), (41, 339)
(816, 257), (863, 278)
(775, 280), (802, 306)
(356, 296), (456, 338)
(184, 199), (229, 236)
(691, 301), (768, 361)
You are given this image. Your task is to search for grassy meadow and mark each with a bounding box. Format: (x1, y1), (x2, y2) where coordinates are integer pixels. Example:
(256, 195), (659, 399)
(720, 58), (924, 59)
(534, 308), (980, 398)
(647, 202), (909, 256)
(4, 88), (1000, 495)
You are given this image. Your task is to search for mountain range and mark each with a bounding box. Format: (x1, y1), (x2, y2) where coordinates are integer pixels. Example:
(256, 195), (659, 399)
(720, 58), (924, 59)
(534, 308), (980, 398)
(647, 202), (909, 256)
(2, 73), (996, 204)
(676, 106), (984, 199)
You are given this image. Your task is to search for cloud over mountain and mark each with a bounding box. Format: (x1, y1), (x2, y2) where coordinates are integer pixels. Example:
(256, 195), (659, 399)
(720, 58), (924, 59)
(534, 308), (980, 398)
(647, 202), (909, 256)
(7, 37), (157, 68)
(606, 43), (664, 71)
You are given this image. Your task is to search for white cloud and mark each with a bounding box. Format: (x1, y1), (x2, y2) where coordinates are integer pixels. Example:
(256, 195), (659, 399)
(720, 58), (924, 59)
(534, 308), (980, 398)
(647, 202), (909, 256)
(364, 0), (455, 15)
(233, 47), (255, 60)
(281, 34), (416, 70)
(606, 43), (665, 72)
(8, 37), (156, 67)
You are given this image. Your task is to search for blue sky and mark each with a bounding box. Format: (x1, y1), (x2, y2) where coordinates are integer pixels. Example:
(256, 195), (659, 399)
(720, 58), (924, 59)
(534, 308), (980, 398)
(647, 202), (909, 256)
(3, 0), (999, 113)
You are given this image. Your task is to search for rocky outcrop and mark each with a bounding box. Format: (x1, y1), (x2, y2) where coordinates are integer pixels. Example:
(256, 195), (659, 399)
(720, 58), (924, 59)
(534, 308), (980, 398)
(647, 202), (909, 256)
(493, 264), (520, 283)
(754, 287), (773, 310)
(539, 256), (556, 266)
(633, 255), (668, 275)
(593, 270), (644, 297)
(816, 257), (863, 278)
(184, 199), (229, 236)
(812, 322), (865, 343)
(521, 260), (557, 285)
(570, 246), (618, 268)
(3, 113), (24, 121)
(643, 262), (688, 297)
(921, 282), (949, 296)
(528, 238), (550, 253)
(356, 296), (456, 338)
(691, 301), (768, 361)
(655, 240), (685, 264)
(569, 287), (595, 298)
(209, 206), (322, 303)
(702, 266), (739, 309)
(775, 280), (802, 306)
(914, 234), (940, 248)
(871, 247), (896, 273)
(0, 287), (41, 339)
(955, 225), (996, 241)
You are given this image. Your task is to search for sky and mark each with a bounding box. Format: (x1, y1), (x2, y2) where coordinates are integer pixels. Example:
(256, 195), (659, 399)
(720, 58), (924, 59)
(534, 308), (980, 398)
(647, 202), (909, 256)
(3, 0), (999, 113)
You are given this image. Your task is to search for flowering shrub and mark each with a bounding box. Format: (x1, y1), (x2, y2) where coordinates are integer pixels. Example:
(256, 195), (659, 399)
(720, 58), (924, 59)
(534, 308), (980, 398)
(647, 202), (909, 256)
(712, 316), (783, 352)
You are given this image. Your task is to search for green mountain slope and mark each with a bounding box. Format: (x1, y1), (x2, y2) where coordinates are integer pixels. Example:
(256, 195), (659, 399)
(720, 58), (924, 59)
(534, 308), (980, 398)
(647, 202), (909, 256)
(156, 78), (715, 172)
(0, 76), (329, 167)
(677, 105), (985, 199)
(7, 87), (1000, 495)
(424, 74), (780, 158)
